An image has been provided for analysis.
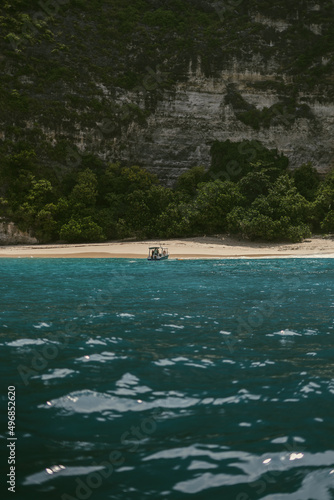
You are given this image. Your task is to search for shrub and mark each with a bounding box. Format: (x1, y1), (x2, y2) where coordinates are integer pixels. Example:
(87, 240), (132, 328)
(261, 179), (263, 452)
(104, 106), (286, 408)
(320, 210), (334, 233)
(293, 162), (320, 201)
(60, 216), (105, 243)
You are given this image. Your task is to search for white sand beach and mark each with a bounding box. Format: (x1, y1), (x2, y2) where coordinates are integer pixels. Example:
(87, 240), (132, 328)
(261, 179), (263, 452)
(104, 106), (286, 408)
(0, 235), (334, 259)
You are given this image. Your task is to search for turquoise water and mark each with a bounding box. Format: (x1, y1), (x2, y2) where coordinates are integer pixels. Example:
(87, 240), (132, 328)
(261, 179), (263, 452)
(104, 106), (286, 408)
(0, 258), (334, 500)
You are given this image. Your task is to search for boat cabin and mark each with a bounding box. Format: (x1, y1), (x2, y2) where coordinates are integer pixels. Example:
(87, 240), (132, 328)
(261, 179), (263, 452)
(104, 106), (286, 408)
(148, 246), (169, 260)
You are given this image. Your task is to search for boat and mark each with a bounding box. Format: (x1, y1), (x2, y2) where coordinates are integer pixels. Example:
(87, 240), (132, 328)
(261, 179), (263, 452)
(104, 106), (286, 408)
(147, 246), (169, 260)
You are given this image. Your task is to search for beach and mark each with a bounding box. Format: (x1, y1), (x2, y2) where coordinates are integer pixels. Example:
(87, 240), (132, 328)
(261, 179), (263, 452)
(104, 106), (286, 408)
(0, 235), (334, 259)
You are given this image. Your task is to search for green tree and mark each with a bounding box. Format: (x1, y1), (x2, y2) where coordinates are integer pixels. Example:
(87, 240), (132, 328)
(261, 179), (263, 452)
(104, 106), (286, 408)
(175, 166), (207, 198)
(311, 169), (334, 232)
(60, 216), (105, 243)
(15, 176), (56, 241)
(101, 163), (158, 198)
(228, 175), (311, 242)
(293, 162), (320, 201)
(0, 151), (39, 210)
(209, 140), (288, 183)
(320, 211), (334, 233)
(190, 180), (244, 233)
(255, 174), (311, 225)
(238, 169), (272, 204)
(34, 204), (59, 242)
(70, 168), (98, 210)
(125, 184), (174, 237)
(155, 201), (193, 238)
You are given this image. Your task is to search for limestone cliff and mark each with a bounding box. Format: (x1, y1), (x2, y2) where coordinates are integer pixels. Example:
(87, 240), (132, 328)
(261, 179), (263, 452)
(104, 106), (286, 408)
(1, 0), (334, 184)
(110, 59), (333, 184)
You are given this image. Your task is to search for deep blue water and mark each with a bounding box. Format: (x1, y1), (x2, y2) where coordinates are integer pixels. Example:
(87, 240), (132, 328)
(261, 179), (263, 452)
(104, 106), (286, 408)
(0, 258), (334, 500)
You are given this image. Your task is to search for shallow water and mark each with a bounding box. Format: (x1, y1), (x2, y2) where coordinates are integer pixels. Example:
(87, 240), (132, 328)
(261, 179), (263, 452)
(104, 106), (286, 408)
(0, 258), (333, 500)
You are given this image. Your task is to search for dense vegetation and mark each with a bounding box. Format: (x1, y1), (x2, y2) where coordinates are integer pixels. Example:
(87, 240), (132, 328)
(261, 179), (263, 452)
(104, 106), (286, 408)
(1, 1), (334, 243)
(1, 139), (334, 243)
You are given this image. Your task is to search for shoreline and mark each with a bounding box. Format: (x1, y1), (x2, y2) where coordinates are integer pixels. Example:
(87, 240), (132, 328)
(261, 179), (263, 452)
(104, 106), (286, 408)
(0, 235), (334, 259)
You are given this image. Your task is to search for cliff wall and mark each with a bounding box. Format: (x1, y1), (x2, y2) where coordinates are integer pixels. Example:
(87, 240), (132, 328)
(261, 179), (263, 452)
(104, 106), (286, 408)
(1, 0), (334, 185)
(110, 60), (333, 184)
(57, 55), (333, 185)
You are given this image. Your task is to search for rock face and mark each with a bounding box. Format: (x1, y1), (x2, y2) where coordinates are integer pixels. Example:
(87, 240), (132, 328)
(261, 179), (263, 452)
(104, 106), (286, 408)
(1, 1), (334, 186)
(0, 221), (38, 245)
(63, 57), (333, 186)
(107, 58), (334, 185)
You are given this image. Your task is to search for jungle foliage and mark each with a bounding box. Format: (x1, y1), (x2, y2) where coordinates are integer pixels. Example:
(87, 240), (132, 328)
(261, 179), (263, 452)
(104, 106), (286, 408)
(1, 2), (334, 243)
(0, 139), (333, 244)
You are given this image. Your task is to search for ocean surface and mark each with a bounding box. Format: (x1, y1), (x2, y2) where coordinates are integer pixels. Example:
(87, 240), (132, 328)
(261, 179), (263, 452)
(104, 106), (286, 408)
(0, 258), (333, 500)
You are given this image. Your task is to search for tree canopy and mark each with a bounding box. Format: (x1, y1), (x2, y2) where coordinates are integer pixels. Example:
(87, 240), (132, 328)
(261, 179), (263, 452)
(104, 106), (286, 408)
(1, 140), (333, 244)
